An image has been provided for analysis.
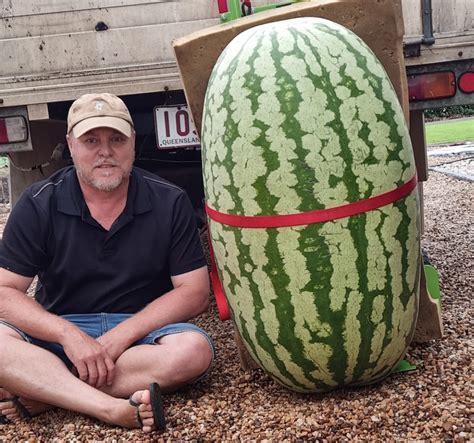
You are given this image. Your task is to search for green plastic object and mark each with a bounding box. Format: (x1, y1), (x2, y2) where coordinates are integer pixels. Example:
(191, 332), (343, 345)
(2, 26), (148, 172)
(393, 359), (417, 373)
(424, 264), (441, 301)
(220, 0), (297, 23)
(222, 0), (242, 22)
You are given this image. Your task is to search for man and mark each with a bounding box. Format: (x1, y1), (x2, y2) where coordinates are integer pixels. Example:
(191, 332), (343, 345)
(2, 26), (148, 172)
(0, 93), (214, 432)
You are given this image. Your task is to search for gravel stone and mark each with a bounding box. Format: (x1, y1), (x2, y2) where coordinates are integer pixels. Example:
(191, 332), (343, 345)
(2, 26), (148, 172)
(0, 163), (472, 441)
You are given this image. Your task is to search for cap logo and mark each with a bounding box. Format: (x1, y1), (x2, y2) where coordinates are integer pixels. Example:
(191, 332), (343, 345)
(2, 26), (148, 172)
(94, 100), (105, 111)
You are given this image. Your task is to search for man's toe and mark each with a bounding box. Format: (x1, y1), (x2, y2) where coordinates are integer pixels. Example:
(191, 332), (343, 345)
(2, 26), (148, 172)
(4, 409), (21, 422)
(140, 415), (154, 427)
(0, 402), (15, 415)
(139, 389), (151, 405)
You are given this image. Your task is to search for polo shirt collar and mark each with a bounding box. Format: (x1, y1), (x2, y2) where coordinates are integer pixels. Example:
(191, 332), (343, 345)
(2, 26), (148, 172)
(57, 167), (153, 216)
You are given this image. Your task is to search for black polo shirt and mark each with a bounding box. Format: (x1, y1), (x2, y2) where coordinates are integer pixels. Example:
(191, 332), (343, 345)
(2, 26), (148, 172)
(0, 166), (207, 315)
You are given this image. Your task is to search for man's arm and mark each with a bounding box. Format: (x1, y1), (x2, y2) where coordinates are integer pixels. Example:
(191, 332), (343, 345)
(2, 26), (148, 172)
(0, 267), (115, 387)
(96, 265), (210, 361)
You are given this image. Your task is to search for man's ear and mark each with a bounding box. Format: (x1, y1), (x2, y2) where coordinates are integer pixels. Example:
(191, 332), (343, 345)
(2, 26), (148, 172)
(66, 134), (76, 159)
(66, 134), (73, 149)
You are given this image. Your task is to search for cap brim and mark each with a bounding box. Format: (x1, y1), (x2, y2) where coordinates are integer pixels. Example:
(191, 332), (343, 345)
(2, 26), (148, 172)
(72, 116), (132, 138)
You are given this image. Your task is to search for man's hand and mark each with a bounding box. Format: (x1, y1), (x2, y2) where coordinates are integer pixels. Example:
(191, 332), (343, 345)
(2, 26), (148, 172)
(62, 329), (115, 388)
(95, 326), (134, 363)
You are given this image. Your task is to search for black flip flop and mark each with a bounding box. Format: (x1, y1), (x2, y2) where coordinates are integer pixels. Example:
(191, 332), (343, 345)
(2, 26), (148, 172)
(129, 383), (166, 431)
(11, 397), (32, 420)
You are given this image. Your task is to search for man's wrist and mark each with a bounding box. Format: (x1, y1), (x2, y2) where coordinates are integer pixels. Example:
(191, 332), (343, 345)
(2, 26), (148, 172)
(108, 323), (141, 348)
(53, 317), (81, 344)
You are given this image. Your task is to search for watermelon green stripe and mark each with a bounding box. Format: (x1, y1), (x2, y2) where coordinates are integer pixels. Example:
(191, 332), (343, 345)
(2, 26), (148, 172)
(246, 225), (332, 390)
(240, 30), (323, 388)
(395, 198), (417, 307)
(266, 23), (348, 388)
(272, 28), (315, 213)
(260, 24), (344, 388)
(270, 228), (336, 389)
(289, 27), (350, 209)
(230, 32), (271, 215)
(292, 25), (368, 384)
(367, 209), (394, 369)
(252, 30), (302, 216)
(239, 226), (309, 389)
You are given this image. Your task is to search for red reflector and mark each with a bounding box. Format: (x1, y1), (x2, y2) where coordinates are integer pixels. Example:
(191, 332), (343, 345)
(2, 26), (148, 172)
(0, 119), (8, 144)
(459, 72), (474, 93)
(408, 71), (456, 102)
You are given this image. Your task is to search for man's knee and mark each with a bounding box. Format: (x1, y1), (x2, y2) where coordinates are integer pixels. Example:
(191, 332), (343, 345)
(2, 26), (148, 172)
(181, 332), (213, 372)
(160, 331), (213, 380)
(0, 323), (26, 342)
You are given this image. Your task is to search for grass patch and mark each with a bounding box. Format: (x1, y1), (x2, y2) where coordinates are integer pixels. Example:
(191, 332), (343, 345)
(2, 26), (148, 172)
(426, 118), (474, 145)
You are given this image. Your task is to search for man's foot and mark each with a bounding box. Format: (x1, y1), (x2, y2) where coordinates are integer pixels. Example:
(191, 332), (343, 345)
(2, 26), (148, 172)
(0, 388), (53, 422)
(129, 383), (165, 431)
(112, 388), (156, 432)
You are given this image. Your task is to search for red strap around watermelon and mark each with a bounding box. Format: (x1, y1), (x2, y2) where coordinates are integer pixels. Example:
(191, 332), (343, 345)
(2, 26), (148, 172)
(208, 175), (417, 321)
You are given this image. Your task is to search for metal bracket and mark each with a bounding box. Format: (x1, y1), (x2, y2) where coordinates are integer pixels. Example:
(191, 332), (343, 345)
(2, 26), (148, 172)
(404, 42), (421, 58)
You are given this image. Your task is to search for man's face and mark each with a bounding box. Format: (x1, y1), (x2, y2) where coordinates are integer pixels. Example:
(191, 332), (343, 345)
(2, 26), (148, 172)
(67, 127), (135, 192)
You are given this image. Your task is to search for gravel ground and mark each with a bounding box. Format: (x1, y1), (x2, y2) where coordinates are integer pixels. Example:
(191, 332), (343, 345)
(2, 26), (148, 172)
(0, 165), (472, 442)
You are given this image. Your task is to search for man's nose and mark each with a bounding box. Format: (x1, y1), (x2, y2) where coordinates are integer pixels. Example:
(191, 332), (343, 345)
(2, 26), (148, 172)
(98, 142), (113, 155)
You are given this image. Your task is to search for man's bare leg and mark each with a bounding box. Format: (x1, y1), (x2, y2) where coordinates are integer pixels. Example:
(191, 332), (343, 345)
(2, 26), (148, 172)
(0, 328), (156, 432)
(101, 332), (213, 398)
(0, 328), (212, 423)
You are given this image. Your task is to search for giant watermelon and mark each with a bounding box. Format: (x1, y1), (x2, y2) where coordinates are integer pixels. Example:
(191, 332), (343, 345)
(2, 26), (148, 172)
(202, 17), (420, 393)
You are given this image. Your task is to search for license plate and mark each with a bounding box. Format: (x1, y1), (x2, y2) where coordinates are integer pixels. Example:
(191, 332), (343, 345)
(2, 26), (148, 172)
(154, 105), (200, 149)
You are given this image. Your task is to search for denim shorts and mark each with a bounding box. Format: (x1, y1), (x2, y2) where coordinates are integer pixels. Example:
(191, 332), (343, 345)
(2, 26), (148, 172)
(0, 313), (215, 372)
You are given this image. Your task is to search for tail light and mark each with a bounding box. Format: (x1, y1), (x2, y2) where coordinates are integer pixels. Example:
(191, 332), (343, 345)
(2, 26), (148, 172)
(0, 116), (28, 144)
(407, 71), (456, 102)
(458, 72), (474, 93)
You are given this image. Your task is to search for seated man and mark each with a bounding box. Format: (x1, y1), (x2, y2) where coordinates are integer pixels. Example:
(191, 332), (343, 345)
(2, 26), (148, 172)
(0, 93), (214, 432)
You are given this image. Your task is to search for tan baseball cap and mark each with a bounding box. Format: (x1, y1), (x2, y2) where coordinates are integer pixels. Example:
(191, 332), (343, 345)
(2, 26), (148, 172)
(67, 93), (134, 138)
